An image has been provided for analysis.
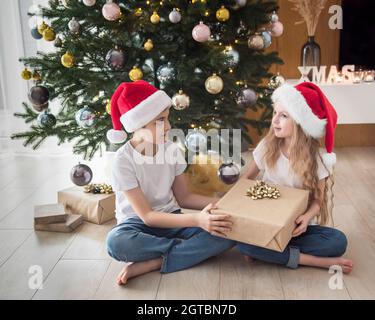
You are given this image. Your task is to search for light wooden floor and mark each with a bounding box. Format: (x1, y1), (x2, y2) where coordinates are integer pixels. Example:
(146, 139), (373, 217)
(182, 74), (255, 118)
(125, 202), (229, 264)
(0, 147), (375, 300)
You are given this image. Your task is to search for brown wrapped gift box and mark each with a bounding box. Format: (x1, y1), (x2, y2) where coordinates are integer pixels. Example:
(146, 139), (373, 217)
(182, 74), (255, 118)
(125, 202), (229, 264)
(211, 178), (309, 252)
(58, 186), (115, 224)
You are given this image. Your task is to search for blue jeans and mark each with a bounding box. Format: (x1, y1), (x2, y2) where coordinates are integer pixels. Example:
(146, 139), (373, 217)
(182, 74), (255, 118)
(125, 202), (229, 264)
(235, 225), (348, 269)
(106, 210), (236, 273)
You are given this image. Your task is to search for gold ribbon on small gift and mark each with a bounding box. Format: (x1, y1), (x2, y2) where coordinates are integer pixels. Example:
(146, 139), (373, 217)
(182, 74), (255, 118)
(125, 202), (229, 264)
(246, 180), (281, 200)
(83, 183), (113, 194)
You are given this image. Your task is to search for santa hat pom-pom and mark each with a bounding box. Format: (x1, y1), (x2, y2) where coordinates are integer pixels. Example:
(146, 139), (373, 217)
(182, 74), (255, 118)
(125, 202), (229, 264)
(322, 152), (336, 168)
(106, 129), (127, 144)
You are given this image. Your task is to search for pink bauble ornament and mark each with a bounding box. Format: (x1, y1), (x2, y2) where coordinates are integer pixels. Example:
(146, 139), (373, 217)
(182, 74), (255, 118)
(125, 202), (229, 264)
(192, 21), (211, 42)
(102, 0), (121, 21)
(270, 21), (283, 37)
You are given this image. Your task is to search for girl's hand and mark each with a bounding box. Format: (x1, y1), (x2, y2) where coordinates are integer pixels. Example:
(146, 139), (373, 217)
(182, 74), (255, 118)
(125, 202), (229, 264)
(197, 203), (233, 237)
(292, 214), (310, 237)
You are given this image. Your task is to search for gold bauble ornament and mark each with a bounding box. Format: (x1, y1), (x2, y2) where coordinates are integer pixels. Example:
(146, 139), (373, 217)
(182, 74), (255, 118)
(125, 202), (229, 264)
(268, 73), (285, 90)
(105, 99), (111, 114)
(144, 39), (153, 51)
(205, 73), (224, 94)
(42, 26), (56, 41)
(216, 6), (230, 22)
(21, 68), (32, 80)
(150, 11), (160, 24)
(134, 8), (142, 17)
(37, 21), (49, 35)
(129, 66), (143, 81)
(61, 51), (75, 68)
(32, 71), (41, 81)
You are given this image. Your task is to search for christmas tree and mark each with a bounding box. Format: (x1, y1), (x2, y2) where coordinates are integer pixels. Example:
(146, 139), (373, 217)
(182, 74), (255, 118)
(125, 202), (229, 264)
(13, 0), (283, 160)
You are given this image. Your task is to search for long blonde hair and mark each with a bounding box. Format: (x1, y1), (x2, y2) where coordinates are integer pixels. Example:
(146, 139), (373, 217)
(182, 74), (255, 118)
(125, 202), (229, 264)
(263, 121), (334, 225)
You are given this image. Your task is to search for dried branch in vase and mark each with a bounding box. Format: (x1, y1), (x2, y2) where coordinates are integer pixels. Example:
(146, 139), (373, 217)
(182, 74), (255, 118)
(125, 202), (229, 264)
(289, 0), (327, 36)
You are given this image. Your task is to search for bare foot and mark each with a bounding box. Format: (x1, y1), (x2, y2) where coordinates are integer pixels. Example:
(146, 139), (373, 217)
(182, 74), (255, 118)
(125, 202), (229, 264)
(243, 255), (254, 264)
(116, 262), (133, 285)
(300, 254), (354, 274)
(116, 258), (163, 285)
(331, 257), (354, 274)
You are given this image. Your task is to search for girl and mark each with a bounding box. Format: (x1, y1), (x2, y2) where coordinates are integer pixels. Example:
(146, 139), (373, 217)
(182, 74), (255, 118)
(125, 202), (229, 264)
(105, 80), (235, 285)
(236, 82), (354, 274)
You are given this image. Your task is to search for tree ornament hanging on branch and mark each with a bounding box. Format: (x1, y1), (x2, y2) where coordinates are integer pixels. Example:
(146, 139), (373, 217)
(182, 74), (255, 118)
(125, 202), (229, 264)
(28, 85), (49, 107)
(169, 8), (181, 23)
(172, 90), (190, 110)
(37, 21), (48, 35)
(128, 66), (143, 81)
(105, 46), (125, 71)
(216, 6), (230, 22)
(205, 74), (224, 94)
(192, 21), (211, 42)
(83, 0), (96, 7)
(248, 33), (264, 50)
(102, 0), (121, 21)
(37, 111), (56, 128)
(61, 51), (75, 68)
(21, 68), (32, 80)
(68, 17), (80, 34)
(144, 39), (153, 51)
(75, 106), (97, 129)
(150, 11), (160, 24)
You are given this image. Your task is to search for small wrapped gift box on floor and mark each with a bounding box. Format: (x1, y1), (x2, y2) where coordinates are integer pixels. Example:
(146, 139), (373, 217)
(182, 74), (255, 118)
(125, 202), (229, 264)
(58, 186), (115, 224)
(34, 204), (83, 233)
(211, 178), (309, 252)
(34, 214), (83, 233)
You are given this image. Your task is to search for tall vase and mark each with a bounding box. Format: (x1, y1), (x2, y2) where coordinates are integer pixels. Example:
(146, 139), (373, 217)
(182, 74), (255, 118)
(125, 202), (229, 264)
(301, 36), (321, 81)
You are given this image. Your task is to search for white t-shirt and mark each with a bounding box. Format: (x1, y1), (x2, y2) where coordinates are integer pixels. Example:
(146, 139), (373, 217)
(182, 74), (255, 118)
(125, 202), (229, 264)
(111, 140), (187, 225)
(252, 138), (332, 189)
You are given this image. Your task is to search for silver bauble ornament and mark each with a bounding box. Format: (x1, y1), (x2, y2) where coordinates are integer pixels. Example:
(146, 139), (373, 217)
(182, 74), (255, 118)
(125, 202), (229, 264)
(235, 0), (247, 7)
(218, 162), (240, 185)
(185, 130), (207, 152)
(169, 8), (181, 23)
(223, 46), (240, 68)
(156, 62), (176, 84)
(270, 11), (279, 23)
(236, 87), (258, 107)
(172, 90), (190, 110)
(83, 0), (96, 6)
(68, 17), (80, 34)
(105, 46), (125, 71)
(70, 163), (93, 186)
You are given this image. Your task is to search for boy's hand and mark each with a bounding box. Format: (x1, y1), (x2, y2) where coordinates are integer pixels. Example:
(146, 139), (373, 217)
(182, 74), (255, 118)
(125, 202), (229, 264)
(292, 214), (310, 237)
(197, 203), (233, 237)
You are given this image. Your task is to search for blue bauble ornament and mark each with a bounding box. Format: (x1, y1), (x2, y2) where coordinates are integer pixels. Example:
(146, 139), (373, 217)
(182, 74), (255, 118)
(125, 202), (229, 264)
(31, 27), (42, 39)
(75, 107), (97, 128)
(37, 112), (56, 128)
(261, 31), (272, 48)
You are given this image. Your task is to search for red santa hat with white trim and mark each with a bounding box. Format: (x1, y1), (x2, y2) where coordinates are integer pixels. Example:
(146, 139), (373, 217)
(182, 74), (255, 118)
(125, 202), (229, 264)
(106, 80), (172, 144)
(271, 82), (338, 167)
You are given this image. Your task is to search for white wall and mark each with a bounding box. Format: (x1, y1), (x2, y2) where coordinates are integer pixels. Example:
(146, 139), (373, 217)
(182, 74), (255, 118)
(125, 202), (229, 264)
(0, 0), (29, 114)
(0, 0), (74, 156)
